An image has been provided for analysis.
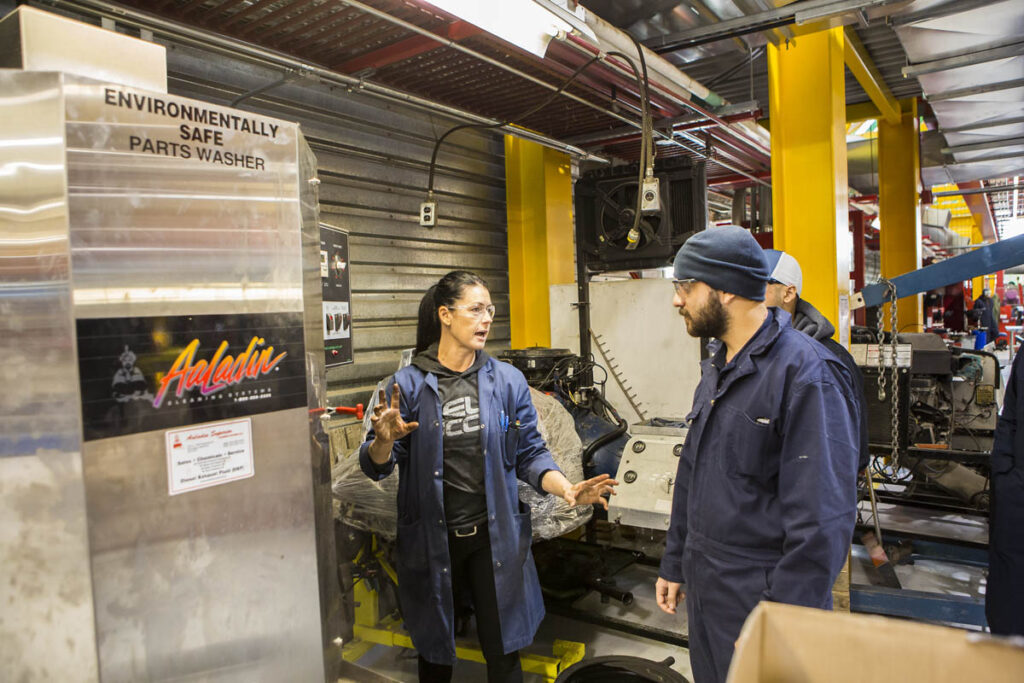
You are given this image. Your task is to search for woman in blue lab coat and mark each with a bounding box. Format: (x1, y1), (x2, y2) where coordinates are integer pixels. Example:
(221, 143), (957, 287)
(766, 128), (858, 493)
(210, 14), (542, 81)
(360, 270), (616, 682)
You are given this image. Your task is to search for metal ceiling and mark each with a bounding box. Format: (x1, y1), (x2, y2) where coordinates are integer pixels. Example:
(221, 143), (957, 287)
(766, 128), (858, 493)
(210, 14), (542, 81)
(586, 0), (923, 111)
(21, 0), (1023, 229)
(31, 0), (773, 186)
(987, 178), (1024, 237)
(583, 0), (1024, 235)
(894, 0), (1024, 189)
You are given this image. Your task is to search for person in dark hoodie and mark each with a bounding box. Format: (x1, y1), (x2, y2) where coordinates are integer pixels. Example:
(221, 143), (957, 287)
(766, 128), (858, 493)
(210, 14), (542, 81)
(762, 249), (869, 474)
(972, 288), (1001, 344)
(360, 270), (617, 683)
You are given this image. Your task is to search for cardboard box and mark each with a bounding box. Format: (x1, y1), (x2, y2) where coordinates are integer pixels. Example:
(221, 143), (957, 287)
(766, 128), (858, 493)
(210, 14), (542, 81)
(728, 602), (1024, 683)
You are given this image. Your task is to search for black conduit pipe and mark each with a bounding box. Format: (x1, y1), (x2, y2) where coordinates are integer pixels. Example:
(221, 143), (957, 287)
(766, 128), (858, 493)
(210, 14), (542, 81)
(582, 391), (629, 469)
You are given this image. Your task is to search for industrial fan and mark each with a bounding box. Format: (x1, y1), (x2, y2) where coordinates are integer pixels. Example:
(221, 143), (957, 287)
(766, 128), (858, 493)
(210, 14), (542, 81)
(594, 179), (662, 253)
(575, 158), (706, 273)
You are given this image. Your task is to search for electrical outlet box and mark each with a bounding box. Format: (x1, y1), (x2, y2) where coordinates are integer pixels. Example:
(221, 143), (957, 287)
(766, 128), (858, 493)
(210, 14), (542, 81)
(419, 201), (437, 227)
(640, 177), (661, 214)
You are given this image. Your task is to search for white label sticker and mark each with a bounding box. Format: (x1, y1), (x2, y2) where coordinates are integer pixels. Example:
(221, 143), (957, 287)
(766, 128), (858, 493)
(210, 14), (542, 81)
(838, 295), (850, 349)
(166, 418), (254, 496)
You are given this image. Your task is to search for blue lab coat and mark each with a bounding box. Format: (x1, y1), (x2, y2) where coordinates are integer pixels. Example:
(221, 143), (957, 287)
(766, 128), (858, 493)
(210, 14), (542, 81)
(359, 355), (559, 665)
(660, 308), (860, 683)
(988, 347), (1024, 636)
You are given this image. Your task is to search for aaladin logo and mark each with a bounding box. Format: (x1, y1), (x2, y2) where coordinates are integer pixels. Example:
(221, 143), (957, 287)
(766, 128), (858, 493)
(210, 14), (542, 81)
(153, 336), (287, 409)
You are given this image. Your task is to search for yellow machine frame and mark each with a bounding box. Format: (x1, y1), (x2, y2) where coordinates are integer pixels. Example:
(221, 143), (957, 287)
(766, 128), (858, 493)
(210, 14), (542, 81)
(342, 536), (585, 682)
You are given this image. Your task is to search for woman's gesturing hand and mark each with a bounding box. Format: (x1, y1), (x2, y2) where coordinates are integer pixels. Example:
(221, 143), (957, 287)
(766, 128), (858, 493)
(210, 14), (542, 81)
(563, 473), (619, 510)
(370, 383), (420, 442)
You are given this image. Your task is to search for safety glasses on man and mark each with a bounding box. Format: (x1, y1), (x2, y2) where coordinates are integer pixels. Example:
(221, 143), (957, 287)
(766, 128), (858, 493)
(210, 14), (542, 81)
(672, 278), (697, 295)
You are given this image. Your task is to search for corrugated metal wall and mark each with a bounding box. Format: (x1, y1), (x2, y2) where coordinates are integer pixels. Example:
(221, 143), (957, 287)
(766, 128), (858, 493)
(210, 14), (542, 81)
(164, 44), (510, 410)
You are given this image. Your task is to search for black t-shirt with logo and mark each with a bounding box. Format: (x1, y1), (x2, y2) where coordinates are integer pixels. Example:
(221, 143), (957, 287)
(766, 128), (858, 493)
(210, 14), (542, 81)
(413, 344), (489, 529)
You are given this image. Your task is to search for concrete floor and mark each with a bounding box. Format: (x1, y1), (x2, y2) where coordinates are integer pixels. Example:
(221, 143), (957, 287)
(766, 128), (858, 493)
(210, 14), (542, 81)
(341, 563), (692, 682)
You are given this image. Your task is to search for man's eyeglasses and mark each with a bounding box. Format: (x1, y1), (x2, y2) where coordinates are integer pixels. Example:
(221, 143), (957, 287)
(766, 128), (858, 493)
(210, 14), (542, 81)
(446, 303), (496, 320)
(673, 278), (697, 295)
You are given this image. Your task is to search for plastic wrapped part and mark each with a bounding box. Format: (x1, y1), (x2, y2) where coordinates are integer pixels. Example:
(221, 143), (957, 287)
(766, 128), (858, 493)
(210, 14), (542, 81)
(332, 447), (400, 539)
(331, 371), (592, 540)
(330, 354), (414, 540)
(522, 387), (592, 539)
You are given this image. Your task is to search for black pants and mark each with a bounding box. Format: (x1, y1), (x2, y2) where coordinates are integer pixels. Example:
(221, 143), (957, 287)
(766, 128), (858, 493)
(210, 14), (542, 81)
(418, 526), (522, 683)
(987, 467), (1024, 635)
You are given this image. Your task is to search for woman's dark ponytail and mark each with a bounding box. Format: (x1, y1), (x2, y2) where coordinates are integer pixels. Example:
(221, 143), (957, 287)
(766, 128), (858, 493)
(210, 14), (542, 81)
(415, 285), (441, 355)
(414, 271), (489, 354)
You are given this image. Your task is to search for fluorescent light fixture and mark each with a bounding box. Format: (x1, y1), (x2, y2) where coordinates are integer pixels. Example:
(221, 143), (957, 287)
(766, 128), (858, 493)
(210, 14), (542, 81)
(421, 0), (574, 58)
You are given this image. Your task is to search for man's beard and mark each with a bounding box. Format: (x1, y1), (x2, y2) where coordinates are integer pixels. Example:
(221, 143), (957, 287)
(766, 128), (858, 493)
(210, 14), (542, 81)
(681, 293), (729, 339)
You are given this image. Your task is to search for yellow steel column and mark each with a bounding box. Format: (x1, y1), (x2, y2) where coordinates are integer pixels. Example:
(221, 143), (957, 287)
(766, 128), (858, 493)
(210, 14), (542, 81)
(972, 276), (984, 299)
(504, 136), (575, 348)
(768, 27), (850, 342)
(878, 99), (923, 330)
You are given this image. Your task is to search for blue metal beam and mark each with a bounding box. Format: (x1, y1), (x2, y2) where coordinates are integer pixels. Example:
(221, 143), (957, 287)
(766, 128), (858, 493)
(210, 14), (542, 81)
(850, 584), (988, 627)
(851, 233), (1024, 310)
(876, 532), (989, 566)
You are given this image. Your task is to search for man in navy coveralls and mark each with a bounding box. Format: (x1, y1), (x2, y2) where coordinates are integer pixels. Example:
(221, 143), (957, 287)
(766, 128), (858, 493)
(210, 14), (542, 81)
(654, 227), (860, 683)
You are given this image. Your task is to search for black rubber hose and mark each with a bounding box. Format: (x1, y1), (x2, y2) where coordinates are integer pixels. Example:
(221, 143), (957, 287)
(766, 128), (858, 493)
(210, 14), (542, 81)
(582, 392), (629, 469)
(582, 577), (634, 606)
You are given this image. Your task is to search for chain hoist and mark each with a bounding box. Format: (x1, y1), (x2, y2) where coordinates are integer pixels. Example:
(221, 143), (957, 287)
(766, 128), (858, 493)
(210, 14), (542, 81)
(874, 279), (901, 476)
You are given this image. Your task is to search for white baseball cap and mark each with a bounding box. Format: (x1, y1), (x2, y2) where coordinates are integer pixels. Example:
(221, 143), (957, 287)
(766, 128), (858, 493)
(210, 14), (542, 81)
(763, 249), (803, 297)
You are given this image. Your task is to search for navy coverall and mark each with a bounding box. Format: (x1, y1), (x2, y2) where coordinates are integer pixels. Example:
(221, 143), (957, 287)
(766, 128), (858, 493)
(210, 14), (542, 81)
(660, 308), (860, 683)
(988, 347), (1024, 635)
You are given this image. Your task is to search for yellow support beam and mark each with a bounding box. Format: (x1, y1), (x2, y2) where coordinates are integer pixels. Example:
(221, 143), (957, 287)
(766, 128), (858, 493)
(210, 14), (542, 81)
(766, 27), (900, 127)
(843, 27), (902, 126)
(505, 137), (576, 349)
(761, 100), (887, 130)
(768, 27), (851, 344)
(879, 98), (923, 331)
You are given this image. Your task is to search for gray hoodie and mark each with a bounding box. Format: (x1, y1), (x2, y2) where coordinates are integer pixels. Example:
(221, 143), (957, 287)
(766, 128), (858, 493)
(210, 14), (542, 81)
(792, 298), (836, 342)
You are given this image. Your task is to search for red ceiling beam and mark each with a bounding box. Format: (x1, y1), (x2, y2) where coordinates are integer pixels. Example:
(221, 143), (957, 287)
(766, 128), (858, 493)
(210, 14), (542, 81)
(544, 41), (680, 118)
(563, 32), (771, 159)
(707, 171), (772, 188)
(571, 111), (762, 149)
(336, 20), (481, 73)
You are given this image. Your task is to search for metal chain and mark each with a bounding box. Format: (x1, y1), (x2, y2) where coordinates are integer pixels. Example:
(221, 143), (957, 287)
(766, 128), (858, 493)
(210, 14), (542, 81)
(875, 287), (887, 401)
(873, 279), (901, 477)
(886, 280), (900, 474)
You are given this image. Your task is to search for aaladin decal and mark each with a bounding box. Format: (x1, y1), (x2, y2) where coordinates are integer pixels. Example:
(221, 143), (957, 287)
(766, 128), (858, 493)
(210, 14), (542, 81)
(77, 313), (307, 441)
(154, 336), (288, 408)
